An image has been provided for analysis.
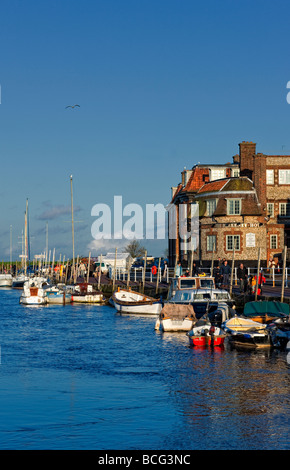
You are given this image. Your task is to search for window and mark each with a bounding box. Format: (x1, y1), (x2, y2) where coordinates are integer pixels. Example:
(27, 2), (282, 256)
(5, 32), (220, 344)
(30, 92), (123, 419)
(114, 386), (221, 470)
(207, 235), (216, 251)
(266, 169), (274, 184)
(279, 203), (290, 217)
(211, 169), (225, 181)
(232, 169), (240, 177)
(206, 199), (217, 216)
(279, 170), (290, 184)
(267, 203), (274, 218)
(226, 235), (240, 251)
(227, 199), (241, 215)
(270, 235), (277, 249)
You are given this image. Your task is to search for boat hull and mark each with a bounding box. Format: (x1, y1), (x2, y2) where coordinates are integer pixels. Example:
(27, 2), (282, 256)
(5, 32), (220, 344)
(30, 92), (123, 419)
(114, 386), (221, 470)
(0, 278), (13, 287)
(71, 294), (105, 303)
(47, 294), (72, 304)
(158, 317), (195, 332)
(112, 289), (162, 315)
(114, 301), (162, 315)
(189, 334), (225, 347)
(20, 296), (47, 305)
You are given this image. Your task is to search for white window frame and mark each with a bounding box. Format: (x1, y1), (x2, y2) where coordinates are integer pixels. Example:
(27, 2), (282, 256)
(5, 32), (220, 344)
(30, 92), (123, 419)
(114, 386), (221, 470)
(207, 235), (216, 252)
(270, 235), (277, 250)
(227, 199), (241, 215)
(226, 235), (240, 251)
(279, 202), (290, 217)
(206, 199), (217, 217)
(279, 169), (290, 185)
(267, 203), (274, 218)
(211, 169), (226, 181)
(266, 169), (274, 185)
(232, 169), (240, 177)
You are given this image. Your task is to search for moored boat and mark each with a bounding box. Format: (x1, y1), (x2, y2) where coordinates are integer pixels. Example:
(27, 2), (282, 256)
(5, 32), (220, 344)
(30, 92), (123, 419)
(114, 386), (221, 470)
(155, 303), (196, 331)
(267, 316), (290, 350)
(12, 274), (29, 289)
(0, 274), (13, 287)
(71, 283), (105, 303)
(188, 319), (226, 347)
(112, 288), (162, 315)
(222, 316), (271, 349)
(242, 300), (289, 324)
(44, 285), (72, 304)
(20, 279), (48, 305)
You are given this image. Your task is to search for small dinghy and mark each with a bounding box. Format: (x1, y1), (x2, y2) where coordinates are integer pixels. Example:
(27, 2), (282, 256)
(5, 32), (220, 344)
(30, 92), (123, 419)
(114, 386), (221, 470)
(155, 303), (196, 331)
(44, 285), (72, 304)
(222, 316), (271, 349)
(112, 288), (162, 315)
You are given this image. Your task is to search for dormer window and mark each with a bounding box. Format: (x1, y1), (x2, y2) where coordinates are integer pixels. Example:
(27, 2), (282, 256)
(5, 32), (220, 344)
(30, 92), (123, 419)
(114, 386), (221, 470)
(211, 169), (225, 181)
(227, 199), (241, 215)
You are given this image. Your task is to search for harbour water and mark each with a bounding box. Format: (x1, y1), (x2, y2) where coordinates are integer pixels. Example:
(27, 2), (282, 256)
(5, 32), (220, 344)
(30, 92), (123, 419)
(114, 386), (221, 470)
(0, 288), (289, 450)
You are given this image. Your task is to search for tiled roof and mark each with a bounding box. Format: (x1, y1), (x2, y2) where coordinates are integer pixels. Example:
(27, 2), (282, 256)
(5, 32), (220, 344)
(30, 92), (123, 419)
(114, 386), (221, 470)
(197, 179), (229, 194)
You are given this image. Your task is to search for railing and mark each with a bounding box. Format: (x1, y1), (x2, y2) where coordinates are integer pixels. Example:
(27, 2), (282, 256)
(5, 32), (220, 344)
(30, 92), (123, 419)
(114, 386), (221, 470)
(108, 265), (289, 288)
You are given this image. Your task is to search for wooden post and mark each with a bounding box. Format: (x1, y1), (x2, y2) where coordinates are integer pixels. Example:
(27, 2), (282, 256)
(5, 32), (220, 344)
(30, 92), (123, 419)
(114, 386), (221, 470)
(142, 250), (147, 293)
(126, 256), (131, 289)
(255, 247), (261, 301)
(190, 251), (194, 277)
(281, 246), (287, 303)
(98, 254), (102, 290)
(86, 252), (91, 284)
(156, 257), (161, 295)
(210, 242), (215, 277)
(229, 246), (235, 296)
(112, 248), (117, 292)
(52, 248), (55, 281)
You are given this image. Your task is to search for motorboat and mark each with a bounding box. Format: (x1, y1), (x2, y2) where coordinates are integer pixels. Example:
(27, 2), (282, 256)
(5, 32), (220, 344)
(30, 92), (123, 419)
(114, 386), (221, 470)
(112, 288), (162, 315)
(20, 278), (48, 305)
(187, 302), (230, 347)
(0, 273), (13, 287)
(44, 285), (72, 304)
(167, 276), (217, 301)
(155, 303), (196, 332)
(267, 316), (290, 350)
(188, 319), (226, 347)
(71, 283), (105, 303)
(222, 316), (271, 349)
(242, 300), (289, 324)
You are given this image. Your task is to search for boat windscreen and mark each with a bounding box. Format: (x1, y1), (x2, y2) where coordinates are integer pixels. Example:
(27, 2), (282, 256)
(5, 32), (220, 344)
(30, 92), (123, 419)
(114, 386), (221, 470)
(179, 279), (197, 289)
(199, 279), (214, 288)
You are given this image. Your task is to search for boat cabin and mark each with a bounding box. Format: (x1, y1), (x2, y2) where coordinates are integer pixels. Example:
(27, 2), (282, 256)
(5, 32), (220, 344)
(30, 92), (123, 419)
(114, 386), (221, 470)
(167, 276), (215, 300)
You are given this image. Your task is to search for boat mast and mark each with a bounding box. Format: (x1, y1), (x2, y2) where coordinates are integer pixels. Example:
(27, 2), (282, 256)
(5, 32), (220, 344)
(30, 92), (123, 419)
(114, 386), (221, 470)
(70, 175), (75, 276)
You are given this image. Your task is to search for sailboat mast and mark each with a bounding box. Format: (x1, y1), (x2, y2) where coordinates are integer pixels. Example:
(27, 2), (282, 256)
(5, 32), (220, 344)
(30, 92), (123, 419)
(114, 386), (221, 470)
(70, 175), (75, 273)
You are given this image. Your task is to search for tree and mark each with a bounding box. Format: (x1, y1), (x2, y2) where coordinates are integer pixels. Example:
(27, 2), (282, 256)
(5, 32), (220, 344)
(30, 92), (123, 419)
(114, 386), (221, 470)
(124, 240), (146, 258)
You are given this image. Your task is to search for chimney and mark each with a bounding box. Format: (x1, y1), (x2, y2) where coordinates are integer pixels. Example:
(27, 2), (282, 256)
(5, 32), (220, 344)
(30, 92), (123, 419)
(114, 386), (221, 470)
(253, 153), (267, 212)
(239, 141), (256, 179)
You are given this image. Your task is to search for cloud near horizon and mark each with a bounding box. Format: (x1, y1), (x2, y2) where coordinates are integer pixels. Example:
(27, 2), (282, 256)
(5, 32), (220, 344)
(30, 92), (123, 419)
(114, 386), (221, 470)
(36, 204), (82, 221)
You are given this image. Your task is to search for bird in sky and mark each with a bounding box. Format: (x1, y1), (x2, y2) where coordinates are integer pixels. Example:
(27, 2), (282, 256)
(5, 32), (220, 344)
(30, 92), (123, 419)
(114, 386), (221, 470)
(65, 104), (80, 109)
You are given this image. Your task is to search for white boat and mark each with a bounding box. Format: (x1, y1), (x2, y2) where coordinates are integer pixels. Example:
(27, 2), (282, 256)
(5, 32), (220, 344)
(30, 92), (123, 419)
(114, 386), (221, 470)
(44, 285), (72, 304)
(20, 278), (48, 305)
(0, 274), (13, 287)
(12, 274), (29, 289)
(222, 316), (271, 349)
(112, 288), (162, 315)
(71, 283), (105, 303)
(155, 303), (196, 331)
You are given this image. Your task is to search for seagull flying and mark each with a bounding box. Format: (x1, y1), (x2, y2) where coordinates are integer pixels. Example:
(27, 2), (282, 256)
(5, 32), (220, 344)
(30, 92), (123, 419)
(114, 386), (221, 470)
(65, 104), (80, 109)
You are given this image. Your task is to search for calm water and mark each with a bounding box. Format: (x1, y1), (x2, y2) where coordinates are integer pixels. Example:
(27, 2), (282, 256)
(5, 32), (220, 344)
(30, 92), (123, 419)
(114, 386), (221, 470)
(0, 288), (289, 450)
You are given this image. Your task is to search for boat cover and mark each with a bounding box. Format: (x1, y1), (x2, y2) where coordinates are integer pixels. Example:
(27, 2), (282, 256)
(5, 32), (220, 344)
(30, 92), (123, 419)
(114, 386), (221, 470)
(161, 303), (196, 319)
(244, 301), (289, 318)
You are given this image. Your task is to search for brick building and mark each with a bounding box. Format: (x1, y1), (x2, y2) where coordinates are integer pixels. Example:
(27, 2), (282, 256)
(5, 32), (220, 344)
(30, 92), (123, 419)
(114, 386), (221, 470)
(168, 141), (290, 266)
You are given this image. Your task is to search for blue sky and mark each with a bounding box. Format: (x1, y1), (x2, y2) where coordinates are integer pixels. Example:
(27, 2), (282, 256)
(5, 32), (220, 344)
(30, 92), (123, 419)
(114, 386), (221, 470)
(1, 0), (290, 261)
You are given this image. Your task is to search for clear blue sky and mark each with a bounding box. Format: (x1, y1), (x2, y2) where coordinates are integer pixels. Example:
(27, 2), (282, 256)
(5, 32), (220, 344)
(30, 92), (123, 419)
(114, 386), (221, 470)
(1, 0), (290, 261)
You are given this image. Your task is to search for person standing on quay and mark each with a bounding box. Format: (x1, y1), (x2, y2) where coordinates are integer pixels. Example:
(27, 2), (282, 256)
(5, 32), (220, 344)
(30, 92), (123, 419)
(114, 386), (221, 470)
(175, 262), (182, 277)
(220, 259), (231, 290)
(237, 262), (248, 293)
